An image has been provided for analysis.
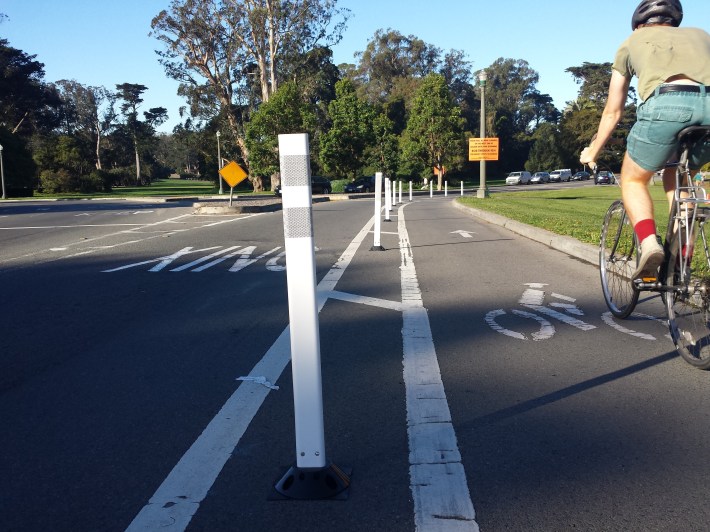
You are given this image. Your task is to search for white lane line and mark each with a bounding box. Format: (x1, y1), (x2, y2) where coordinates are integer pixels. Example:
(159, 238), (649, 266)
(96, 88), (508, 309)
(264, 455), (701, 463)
(325, 290), (404, 312)
(397, 203), (478, 531)
(125, 213), (377, 531)
(1, 214), (194, 267)
(0, 224), (148, 229)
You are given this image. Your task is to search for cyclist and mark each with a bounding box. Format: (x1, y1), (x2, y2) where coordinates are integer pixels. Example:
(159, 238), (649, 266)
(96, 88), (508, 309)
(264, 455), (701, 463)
(580, 0), (710, 280)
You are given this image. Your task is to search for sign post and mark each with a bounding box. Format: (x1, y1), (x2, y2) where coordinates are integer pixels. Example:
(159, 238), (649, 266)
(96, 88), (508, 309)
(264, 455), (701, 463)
(273, 133), (350, 500)
(218, 161), (249, 205)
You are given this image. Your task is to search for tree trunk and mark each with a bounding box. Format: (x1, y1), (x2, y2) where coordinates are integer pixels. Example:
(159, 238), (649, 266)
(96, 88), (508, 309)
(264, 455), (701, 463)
(95, 124), (102, 170)
(134, 142), (141, 185)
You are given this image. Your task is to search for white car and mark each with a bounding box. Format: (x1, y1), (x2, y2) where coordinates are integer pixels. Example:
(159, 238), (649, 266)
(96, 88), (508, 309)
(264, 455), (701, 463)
(549, 169), (572, 182)
(505, 171), (532, 185)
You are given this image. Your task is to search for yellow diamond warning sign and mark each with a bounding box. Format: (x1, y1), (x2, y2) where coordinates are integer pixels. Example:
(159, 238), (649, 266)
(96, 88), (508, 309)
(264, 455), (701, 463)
(219, 161), (248, 187)
(468, 138), (499, 161)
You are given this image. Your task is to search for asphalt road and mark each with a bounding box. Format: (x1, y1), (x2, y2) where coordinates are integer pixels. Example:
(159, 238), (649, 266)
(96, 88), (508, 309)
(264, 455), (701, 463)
(1, 191), (709, 532)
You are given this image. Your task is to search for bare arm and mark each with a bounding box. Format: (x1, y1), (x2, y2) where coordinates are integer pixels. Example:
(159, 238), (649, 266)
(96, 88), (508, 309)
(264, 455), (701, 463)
(580, 70), (631, 166)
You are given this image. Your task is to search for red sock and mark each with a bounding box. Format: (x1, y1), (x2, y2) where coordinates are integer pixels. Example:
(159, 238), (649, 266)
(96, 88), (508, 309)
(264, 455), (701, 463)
(634, 219), (657, 242)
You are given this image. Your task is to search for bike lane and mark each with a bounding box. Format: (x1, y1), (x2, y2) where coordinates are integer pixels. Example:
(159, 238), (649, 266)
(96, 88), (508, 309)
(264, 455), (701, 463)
(402, 196), (710, 531)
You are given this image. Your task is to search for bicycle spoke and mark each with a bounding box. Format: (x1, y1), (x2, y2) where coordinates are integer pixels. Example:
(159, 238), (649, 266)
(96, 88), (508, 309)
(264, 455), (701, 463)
(666, 222), (710, 369)
(600, 200), (639, 318)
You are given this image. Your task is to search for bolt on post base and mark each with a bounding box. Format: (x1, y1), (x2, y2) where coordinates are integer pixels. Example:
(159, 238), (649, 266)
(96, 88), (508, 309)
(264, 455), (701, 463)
(271, 463), (351, 500)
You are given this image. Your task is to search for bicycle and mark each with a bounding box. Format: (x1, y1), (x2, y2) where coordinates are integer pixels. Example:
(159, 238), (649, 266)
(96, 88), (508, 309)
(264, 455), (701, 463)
(599, 125), (710, 369)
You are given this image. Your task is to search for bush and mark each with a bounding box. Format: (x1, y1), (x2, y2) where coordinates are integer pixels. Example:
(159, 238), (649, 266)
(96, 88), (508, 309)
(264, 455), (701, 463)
(87, 169), (112, 192)
(39, 169), (77, 193)
(108, 167), (135, 187)
(330, 179), (348, 193)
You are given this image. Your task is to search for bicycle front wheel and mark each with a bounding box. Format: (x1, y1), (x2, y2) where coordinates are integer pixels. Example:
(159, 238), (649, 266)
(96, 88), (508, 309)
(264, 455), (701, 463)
(599, 200), (639, 318)
(665, 219), (710, 369)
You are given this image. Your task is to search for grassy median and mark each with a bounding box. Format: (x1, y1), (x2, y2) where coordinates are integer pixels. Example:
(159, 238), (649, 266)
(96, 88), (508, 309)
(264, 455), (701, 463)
(458, 183), (672, 246)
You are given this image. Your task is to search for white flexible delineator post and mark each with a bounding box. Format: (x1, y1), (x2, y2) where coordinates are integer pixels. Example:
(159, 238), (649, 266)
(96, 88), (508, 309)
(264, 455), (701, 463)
(384, 177), (392, 222)
(274, 133), (350, 500)
(278, 133), (326, 470)
(371, 172), (385, 250)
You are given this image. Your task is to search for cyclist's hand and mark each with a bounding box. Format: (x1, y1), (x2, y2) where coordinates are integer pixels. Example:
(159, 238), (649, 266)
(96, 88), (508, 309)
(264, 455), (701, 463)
(580, 145), (596, 169)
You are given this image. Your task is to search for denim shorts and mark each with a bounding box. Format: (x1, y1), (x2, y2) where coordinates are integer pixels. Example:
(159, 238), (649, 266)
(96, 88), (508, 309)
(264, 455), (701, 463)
(627, 88), (710, 171)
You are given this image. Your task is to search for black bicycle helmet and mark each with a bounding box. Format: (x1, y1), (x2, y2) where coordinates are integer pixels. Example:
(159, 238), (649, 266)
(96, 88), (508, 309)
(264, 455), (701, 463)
(632, 0), (683, 30)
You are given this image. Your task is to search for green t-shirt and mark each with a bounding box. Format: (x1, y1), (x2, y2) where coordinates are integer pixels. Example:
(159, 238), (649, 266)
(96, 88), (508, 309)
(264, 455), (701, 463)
(613, 26), (710, 101)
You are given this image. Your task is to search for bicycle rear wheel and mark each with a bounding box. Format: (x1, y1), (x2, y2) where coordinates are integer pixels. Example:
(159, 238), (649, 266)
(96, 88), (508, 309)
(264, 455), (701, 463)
(665, 216), (710, 369)
(599, 200), (639, 318)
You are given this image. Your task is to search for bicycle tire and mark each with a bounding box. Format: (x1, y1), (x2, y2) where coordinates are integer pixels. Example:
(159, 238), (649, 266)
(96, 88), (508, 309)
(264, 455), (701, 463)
(665, 216), (710, 369)
(599, 200), (639, 318)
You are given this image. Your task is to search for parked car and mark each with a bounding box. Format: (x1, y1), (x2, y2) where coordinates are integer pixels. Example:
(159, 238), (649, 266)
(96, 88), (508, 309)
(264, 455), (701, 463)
(344, 176), (376, 193)
(530, 171), (550, 184)
(549, 169), (572, 182)
(595, 171), (616, 185)
(571, 171), (591, 181)
(274, 175), (332, 196)
(505, 171), (532, 185)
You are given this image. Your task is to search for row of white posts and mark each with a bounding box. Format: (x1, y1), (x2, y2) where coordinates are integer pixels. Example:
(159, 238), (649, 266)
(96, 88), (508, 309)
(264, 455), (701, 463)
(274, 133), (466, 500)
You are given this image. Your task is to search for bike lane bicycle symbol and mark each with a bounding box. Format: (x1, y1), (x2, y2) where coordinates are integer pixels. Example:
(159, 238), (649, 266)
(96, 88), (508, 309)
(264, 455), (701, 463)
(485, 283), (669, 341)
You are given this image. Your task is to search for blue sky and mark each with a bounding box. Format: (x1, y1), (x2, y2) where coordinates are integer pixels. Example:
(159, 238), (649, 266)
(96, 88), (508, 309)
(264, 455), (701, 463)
(2, 0), (709, 133)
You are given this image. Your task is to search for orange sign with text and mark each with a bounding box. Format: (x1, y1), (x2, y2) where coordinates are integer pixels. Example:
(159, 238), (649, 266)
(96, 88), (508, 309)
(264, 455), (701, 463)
(468, 138), (499, 161)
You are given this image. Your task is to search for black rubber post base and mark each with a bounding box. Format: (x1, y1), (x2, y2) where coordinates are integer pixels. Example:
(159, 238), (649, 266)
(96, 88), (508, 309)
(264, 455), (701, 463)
(271, 463), (351, 500)
(370, 245), (385, 251)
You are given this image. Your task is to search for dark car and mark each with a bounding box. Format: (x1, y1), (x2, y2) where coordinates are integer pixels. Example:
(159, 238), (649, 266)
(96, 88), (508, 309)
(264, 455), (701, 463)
(595, 171), (616, 185)
(572, 171), (591, 181)
(274, 175), (332, 196)
(344, 176), (376, 193)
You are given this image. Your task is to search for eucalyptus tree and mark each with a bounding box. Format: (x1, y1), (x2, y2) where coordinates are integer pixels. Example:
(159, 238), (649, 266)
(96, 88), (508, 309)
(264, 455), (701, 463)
(400, 73), (465, 188)
(353, 29), (441, 104)
(151, 0), (349, 169)
(55, 80), (117, 170)
(478, 58), (560, 173)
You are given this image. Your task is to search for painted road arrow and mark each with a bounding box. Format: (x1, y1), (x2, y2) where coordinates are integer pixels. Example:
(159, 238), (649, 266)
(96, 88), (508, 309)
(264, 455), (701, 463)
(450, 230), (476, 238)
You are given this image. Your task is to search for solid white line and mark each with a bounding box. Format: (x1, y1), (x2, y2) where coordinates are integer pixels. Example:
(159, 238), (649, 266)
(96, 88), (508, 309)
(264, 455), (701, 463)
(397, 203), (478, 531)
(0, 224), (148, 229)
(125, 213), (377, 531)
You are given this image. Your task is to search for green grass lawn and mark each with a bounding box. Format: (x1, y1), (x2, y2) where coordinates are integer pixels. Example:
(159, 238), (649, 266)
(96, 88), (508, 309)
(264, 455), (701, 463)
(458, 183), (672, 246)
(29, 178), (271, 200)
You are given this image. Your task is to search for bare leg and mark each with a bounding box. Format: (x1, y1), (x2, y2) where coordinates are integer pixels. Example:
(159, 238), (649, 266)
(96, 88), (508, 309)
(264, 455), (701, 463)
(620, 151), (656, 227)
(663, 166), (676, 209)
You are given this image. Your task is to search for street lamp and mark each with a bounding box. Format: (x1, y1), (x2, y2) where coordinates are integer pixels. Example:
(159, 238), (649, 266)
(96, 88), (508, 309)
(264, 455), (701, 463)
(216, 131), (223, 195)
(477, 70), (489, 199)
(0, 143), (6, 200)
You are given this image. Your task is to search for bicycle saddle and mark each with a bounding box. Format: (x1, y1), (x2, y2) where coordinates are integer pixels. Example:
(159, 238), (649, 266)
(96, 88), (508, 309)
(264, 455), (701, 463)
(677, 125), (710, 149)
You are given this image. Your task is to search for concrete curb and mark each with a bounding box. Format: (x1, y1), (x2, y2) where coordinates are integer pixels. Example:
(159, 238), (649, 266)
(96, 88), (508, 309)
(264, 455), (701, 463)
(452, 200), (599, 266)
